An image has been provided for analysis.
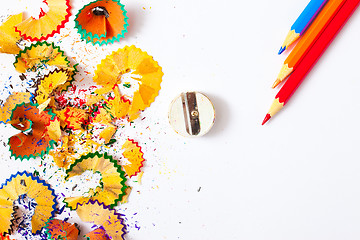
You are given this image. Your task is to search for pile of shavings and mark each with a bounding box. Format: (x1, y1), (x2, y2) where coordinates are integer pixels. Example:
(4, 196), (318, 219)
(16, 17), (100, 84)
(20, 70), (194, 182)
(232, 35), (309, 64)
(0, 1), (163, 238)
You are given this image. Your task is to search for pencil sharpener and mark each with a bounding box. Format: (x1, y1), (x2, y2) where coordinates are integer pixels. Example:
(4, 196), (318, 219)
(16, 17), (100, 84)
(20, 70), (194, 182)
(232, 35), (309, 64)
(168, 92), (215, 137)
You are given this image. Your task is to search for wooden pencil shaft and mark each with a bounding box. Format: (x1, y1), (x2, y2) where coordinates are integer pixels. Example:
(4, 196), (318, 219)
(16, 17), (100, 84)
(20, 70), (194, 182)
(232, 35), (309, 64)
(276, 0), (360, 105)
(285, 0), (346, 69)
(291, 0), (329, 34)
(279, 0), (328, 53)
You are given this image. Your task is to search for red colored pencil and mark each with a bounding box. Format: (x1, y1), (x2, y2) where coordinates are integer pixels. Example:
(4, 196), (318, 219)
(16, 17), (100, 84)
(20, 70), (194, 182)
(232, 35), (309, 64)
(263, 0), (360, 125)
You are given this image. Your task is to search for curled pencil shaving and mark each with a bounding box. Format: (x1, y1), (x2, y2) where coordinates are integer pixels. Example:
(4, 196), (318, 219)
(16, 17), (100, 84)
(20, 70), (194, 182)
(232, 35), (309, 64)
(101, 87), (131, 120)
(8, 102), (59, 160)
(0, 92), (32, 124)
(75, 0), (128, 45)
(44, 219), (79, 240)
(0, 171), (57, 235)
(0, 13), (23, 54)
(15, 0), (71, 41)
(121, 139), (145, 177)
(84, 226), (110, 240)
(49, 104), (119, 169)
(76, 200), (126, 240)
(49, 134), (76, 169)
(14, 41), (71, 73)
(64, 152), (128, 210)
(63, 107), (89, 131)
(87, 106), (117, 144)
(93, 45), (163, 120)
(48, 130), (102, 169)
(33, 69), (70, 110)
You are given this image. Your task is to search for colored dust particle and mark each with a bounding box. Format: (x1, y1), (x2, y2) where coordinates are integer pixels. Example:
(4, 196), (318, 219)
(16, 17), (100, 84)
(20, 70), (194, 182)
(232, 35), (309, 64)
(0, 0), (164, 237)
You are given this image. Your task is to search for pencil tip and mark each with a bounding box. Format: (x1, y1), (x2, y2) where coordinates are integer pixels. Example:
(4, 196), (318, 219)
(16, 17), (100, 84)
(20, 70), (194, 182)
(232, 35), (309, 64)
(272, 79), (281, 88)
(262, 114), (271, 125)
(278, 46), (286, 55)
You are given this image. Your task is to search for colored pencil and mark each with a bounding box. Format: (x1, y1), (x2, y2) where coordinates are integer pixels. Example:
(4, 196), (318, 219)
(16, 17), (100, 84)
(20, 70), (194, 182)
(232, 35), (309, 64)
(263, 0), (360, 125)
(278, 0), (328, 55)
(273, 0), (347, 88)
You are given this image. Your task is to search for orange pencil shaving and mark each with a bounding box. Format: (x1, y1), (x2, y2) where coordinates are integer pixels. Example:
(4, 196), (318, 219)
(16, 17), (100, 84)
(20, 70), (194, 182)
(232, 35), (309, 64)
(273, 0), (346, 88)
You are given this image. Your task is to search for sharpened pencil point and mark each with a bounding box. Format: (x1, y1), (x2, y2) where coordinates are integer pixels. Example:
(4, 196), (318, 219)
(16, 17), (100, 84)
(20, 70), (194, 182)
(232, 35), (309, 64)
(278, 46), (286, 55)
(272, 79), (281, 88)
(262, 114), (271, 125)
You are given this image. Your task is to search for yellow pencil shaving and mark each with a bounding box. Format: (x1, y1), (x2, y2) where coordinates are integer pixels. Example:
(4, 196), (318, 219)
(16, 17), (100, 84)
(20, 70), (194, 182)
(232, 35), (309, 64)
(46, 119), (61, 142)
(137, 171), (144, 184)
(99, 122), (117, 144)
(37, 98), (51, 113)
(0, 13), (23, 54)
(120, 186), (132, 204)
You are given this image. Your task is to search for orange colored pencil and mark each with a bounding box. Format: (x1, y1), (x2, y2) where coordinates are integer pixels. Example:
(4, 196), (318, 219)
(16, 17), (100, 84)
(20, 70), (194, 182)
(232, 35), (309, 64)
(263, 0), (360, 125)
(273, 0), (347, 88)
(278, 0), (328, 54)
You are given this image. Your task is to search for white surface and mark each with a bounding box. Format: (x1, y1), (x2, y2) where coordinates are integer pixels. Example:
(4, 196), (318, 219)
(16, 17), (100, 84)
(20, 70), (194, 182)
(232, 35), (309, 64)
(1, 0), (360, 239)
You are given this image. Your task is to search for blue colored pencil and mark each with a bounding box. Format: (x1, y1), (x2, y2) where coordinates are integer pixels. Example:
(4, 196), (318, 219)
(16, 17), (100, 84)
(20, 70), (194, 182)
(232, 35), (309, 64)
(278, 0), (328, 54)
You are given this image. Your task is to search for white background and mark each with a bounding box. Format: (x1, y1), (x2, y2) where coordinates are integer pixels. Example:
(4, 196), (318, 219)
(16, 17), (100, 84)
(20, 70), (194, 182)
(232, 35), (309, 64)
(1, 0), (360, 239)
